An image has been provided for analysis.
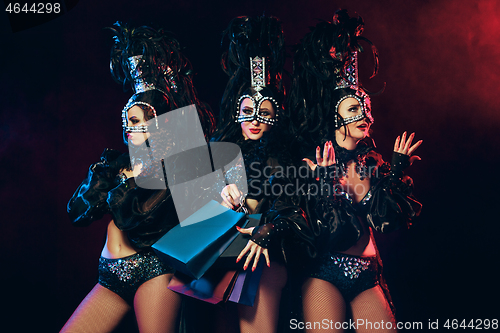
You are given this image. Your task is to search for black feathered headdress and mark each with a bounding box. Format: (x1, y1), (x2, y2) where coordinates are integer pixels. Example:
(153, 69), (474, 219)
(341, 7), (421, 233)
(289, 9), (379, 153)
(214, 15), (286, 142)
(108, 22), (215, 137)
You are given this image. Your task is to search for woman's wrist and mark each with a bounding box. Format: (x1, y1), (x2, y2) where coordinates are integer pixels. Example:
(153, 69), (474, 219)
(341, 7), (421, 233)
(250, 219), (289, 248)
(390, 152), (410, 179)
(314, 164), (340, 182)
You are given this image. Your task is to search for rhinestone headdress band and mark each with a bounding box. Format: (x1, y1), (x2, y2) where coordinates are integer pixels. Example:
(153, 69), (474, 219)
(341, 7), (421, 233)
(122, 55), (175, 132)
(333, 51), (374, 128)
(235, 56), (278, 126)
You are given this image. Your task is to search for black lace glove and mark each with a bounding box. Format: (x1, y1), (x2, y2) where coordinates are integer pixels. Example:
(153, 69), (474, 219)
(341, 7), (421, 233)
(314, 164), (341, 183)
(250, 219), (290, 248)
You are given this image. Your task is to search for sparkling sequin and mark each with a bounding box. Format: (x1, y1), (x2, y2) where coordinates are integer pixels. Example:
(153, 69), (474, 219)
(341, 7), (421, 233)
(236, 95), (279, 125)
(98, 249), (174, 304)
(307, 251), (380, 302)
(331, 254), (371, 279)
(108, 257), (143, 282)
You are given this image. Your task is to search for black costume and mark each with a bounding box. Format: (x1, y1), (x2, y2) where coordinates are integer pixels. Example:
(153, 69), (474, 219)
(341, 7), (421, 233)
(67, 148), (179, 302)
(185, 15), (289, 333)
(67, 22), (214, 305)
(300, 138), (420, 302)
(98, 249), (173, 304)
(251, 10), (422, 314)
(212, 15), (290, 251)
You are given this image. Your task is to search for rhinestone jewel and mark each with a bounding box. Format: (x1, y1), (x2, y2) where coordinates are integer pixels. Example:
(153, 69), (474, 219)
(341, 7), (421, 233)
(108, 257), (144, 282)
(331, 255), (370, 279)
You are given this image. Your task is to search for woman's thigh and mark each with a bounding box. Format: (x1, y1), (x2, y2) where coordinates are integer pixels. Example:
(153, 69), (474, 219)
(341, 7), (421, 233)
(133, 273), (182, 333)
(61, 283), (131, 333)
(302, 277), (346, 333)
(350, 285), (397, 333)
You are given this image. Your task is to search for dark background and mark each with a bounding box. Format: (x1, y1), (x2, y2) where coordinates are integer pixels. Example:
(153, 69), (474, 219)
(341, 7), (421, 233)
(1, 0), (499, 331)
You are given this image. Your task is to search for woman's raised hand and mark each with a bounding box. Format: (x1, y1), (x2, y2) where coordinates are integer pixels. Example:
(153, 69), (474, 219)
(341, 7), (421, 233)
(236, 227), (271, 271)
(220, 184), (244, 210)
(303, 141), (335, 171)
(394, 132), (423, 165)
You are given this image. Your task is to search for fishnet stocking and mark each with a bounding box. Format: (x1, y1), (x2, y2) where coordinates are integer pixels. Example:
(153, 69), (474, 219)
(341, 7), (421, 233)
(302, 277), (346, 333)
(350, 285), (396, 332)
(238, 262), (287, 333)
(60, 284), (131, 333)
(133, 273), (181, 333)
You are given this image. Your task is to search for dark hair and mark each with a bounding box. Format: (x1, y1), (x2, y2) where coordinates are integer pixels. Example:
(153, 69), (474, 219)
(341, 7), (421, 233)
(109, 22), (215, 140)
(288, 9), (378, 160)
(211, 16), (287, 145)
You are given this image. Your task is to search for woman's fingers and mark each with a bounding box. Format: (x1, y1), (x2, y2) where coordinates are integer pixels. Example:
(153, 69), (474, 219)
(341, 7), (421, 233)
(408, 139), (423, 156)
(252, 247), (262, 271)
(221, 190), (234, 209)
(315, 146), (322, 165)
(221, 184), (242, 209)
(239, 242), (270, 271)
(409, 155), (422, 165)
(400, 131), (407, 153)
(236, 242), (251, 263)
(243, 244), (257, 270)
(328, 141), (335, 165)
(236, 226), (254, 235)
(263, 248), (270, 267)
(394, 132), (422, 156)
(304, 142), (336, 170)
(402, 133), (415, 155)
(227, 185), (241, 205)
(321, 142), (329, 165)
(302, 158), (317, 171)
(394, 136), (400, 152)
(394, 131), (407, 153)
(221, 186), (231, 207)
(317, 141), (335, 167)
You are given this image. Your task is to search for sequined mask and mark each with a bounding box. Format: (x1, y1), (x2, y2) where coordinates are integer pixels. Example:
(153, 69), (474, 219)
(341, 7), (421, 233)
(334, 90), (374, 128)
(122, 55), (174, 133)
(236, 94), (278, 125)
(331, 51), (374, 128)
(235, 56), (279, 126)
(122, 99), (157, 133)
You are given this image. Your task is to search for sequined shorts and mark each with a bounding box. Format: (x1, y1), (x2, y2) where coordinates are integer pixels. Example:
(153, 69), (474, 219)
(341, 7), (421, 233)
(98, 249), (174, 304)
(307, 252), (380, 302)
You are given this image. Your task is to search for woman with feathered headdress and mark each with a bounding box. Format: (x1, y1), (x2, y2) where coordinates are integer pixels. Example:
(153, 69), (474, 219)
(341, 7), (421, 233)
(61, 22), (215, 332)
(275, 9), (423, 332)
(211, 15), (291, 333)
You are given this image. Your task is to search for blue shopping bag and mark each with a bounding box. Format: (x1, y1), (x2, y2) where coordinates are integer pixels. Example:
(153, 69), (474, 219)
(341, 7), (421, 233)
(152, 200), (246, 279)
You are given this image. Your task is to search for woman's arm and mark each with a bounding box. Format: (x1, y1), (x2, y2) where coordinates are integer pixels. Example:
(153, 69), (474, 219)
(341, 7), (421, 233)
(67, 149), (124, 226)
(366, 132), (423, 233)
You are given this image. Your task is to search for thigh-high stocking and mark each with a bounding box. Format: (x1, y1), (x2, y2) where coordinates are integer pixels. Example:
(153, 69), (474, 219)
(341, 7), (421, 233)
(133, 273), (181, 333)
(302, 277), (346, 333)
(350, 285), (396, 333)
(60, 284), (131, 333)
